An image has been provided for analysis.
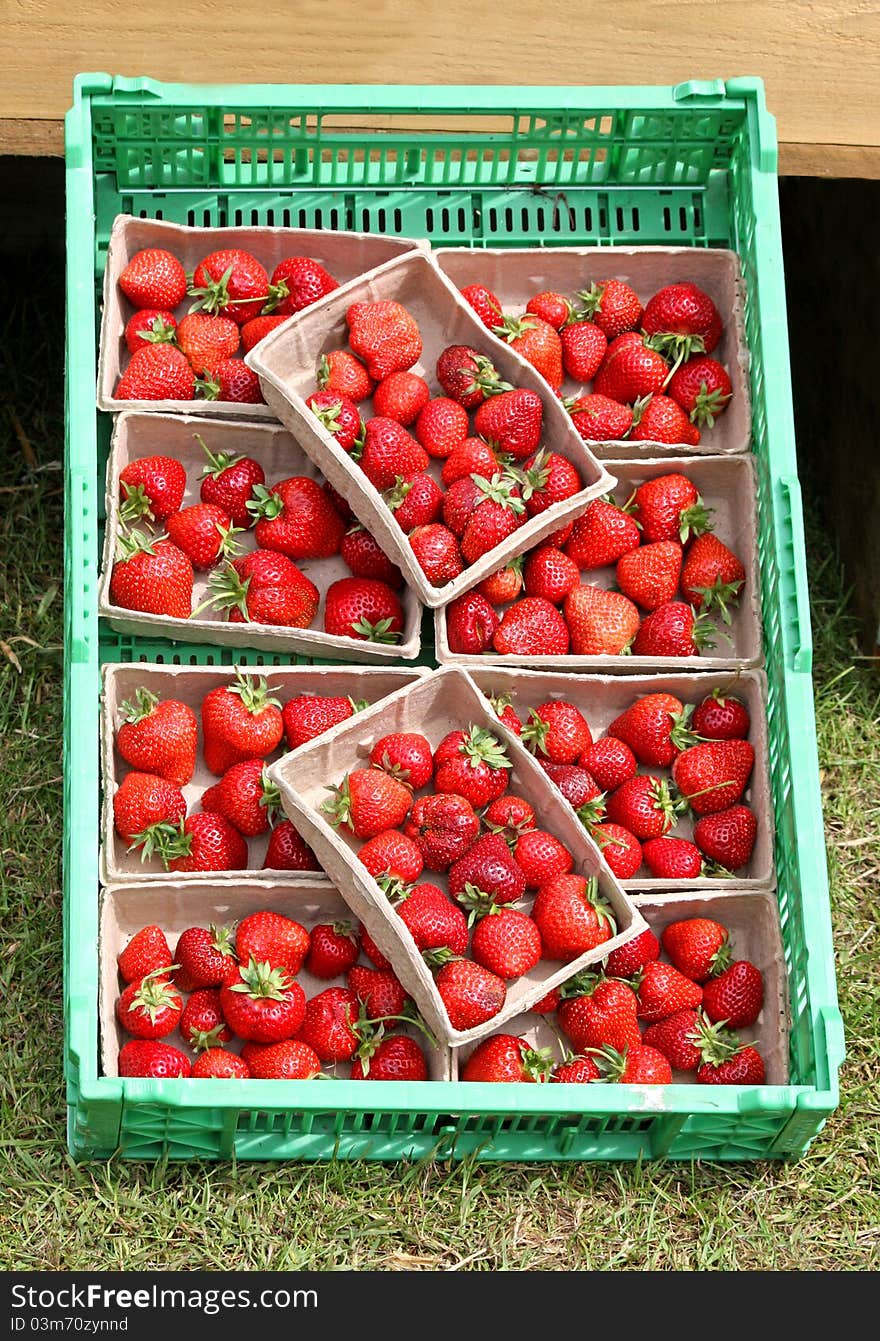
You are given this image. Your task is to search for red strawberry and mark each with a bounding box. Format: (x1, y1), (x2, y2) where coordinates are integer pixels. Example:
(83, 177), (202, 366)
(642, 282), (722, 356)
(351, 1034), (429, 1081)
(603, 927), (661, 979)
(241, 1038), (322, 1079)
(483, 793), (536, 843)
(166, 503), (241, 570)
(564, 585), (640, 656)
(553, 1054), (601, 1083)
(410, 524), (465, 586)
(269, 256), (339, 314)
(358, 830), (425, 885)
(632, 601), (718, 658)
(201, 758), (280, 837)
(531, 987), (561, 1014)
(443, 475), (493, 537)
(459, 283), (503, 330)
(198, 439), (265, 527)
(373, 370), (431, 425)
(317, 349), (374, 401)
(558, 977), (641, 1054)
(118, 454), (187, 525)
(221, 961), (306, 1043)
(560, 319), (607, 381)
(396, 884), (469, 958)
(117, 925), (173, 985)
(593, 332), (669, 403)
(251, 475), (345, 560)
(305, 390), (364, 453)
(116, 689), (197, 787)
(434, 726), (512, 807)
(471, 908), (542, 979)
(359, 417), (429, 491)
(461, 491), (526, 566)
(495, 314), (563, 389)
(667, 355), (732, 427)
(448, 832), (527, 916)
(478, 560), (524, 605)
(606, 774), (677, 840)
(662, 918), (731, 982)
(578, 279), (643, 339)
(697, 1043), (765, 1085)
(672, 739), (755, 815)
(386, 472), (444, 532)
(117, 971), (183, 1039)
(176, 311), (239, 374)
(124, 308), (177, 353)
(304, 923), (359, 980)
(341, 526), (402, 586)
(283, 693), (363, 750)
(115, 344), (195, 401)
(565, 499), (640, 570)
(235, 914), (310, 979)
(240, 314), (288, 352)
(693, 804), (757, 870)
(263, 819), (321, 871)
(617, 540), (683, 611)
(359, 925), (391, 970)
(213, 552), (319, 630)
(631, 394), (701, 447)
(474, 389), (543, 461)
(702, 960), (764, 1028)
(492, 596), (570, 656)
(161, 812), (247, 872)
(174, 924), (237, 990)
(642, 836), (704, 879)
(199, 358), (264, 405)
(441, 437), (502, 488)
(415, 397), (469, 459)
(180, 988), (232, 1051)
(346, 299), (422, 380)
(636, 961), (703, 1022)
(522, 547), (579, 604)
(522, 700), (591, 764)
(189, 248), (269, 325)
(201, 671), (283, 776)
(191, 1049), (250, 1078)
(567, 393), (634, 442)
(119, 249), (188, 309)
(680, 534), (746, 620)
(436, 345), (506, 408)
(404, 793), (480, 871)
(109, 530), (193, 618)
(643, 1009), (704, 1071)
(532, 874), (615, 960)
(539, 762), (604, 821)
(462, 1034), (552, 1083)
(323, 767), (412, 839)
(596, 1044), (672, 1085)
(324, 576), (404, 643)
(325, 485), (353, 521)
(591, 822), (643, 879)
(346, 965), (408, 1019)
(112, 771), (187, 849)
(370, 731), (434, 789)
(513, 828), (573, 887)
(579, 737), (636, 792)
(445, 590), (500, 653)
(526, 291), (574, 330)
(632, 472), (712, 545)
(692, 690), (750, 741)
(435, 960), (506, 1031)
(118, 1040), (191, 1078)
(520, 449), (582, 518)
(608, 692), (694, 767)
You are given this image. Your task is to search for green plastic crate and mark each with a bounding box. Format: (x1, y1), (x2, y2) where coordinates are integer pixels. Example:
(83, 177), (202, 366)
(64, 75), (843, 1161)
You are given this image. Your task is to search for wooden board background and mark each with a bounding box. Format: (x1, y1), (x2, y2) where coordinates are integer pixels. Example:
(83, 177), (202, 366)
(1, 0), (879, 175)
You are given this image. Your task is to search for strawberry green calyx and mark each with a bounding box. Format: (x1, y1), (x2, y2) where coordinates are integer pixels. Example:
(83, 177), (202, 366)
(229, 957), (293, 1001)
(691, 1012), (744, 1066)
(472, 472), (526, 516)
(492, 314), (539, 344)
(692, 578), (743, 626)
(575, 284), (606, 319)
(521, 709), (551, 755)
(628, 395), (653, 433)
(118, 686), (160, 726)
(245, 483), (285, 523)
(576, 795), (607, 827)
(128, 816), (192, 869)
(187, 1022), (229, 1053)
(215, 520), (245, 559)
(520, 1044), (555, 1084)
(645, 329), (705, 368)
(648, 777), (680, 831)
(584, 875), (617, 937)
(489, 690), (517, 716)
(377, 875), (412, 902)
(385, 475), (415, 512)
(119, 482), (157, 526)
(209, 923), (237, 958)
(422, 946), (461, 970)
(558, 969), (603, 1001)
(333, 920), (358, 943)
(137, 315), (178, 345)
(454, 882), (500, 926)
(196, 436), (242, 478)
(188, 264), (269, 318)
(677, 496), (714, 543)
(322, 774), (354, 829)
(310, 399), (366, 456)
(590, 1043), (632, 1083)
(350, 615), (400, 645)
(700, 858), (736, 880)
(668, 703), (700, 753)
(129, 968), (181, 1024)
(259, 770), (282, 824)
(115, 528), (163, 563)
(687, 607), (724, 650)
(316, 355), (333, 390)
(347, 697), (369, 714)
(196, 563), (252, 620)
(195, 374), (221, 401)
(458, 724), (513, 772)
(227, 669), (282, 714)
(517, 449), (553, 502)
(689, 381), (732, 429)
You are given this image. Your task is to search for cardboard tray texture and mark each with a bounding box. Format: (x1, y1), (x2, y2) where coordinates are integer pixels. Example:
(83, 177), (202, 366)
(100, 662), (428, 884)
(100, 879), (452, 1081)
(433, 246), (751, 457)
(450, 890), (790, 1086)
(466, 669), (775, 890)
(98, 412), (423, 660)
(98, 215), (427, 417)
(436, 454), (762, 672)
(267, 666), (647, 1047)
(245, 251), (617, 609)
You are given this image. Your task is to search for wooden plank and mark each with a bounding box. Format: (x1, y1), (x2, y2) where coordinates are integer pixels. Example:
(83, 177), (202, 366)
(1, 0), (878, 175)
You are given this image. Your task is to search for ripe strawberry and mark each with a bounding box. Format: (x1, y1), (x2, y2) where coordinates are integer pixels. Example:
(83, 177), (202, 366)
(579, 737), (637, 792)
(566, 392), (634, 442)
(495, 314), (563, 388)
(298, 987), (363, 1061)
(539, 762), (604, 820)
(608, 693), (693, 767)
(263, 819), (321, 871)
(632, 601), (718, 658)
(434, 726), (512, 806)
(201, 672), (283, 776)
(409, 524), (465, 586)
(435, 959), (506, 1031)
(578, 279), (643, 339)
(702, 960), (764, 1027)
(373, 370), (431, 425)
(305, 923), (359, 980)
(117, 971), (183, 1039)
(493, 695), (526, 736)
(483, 793), (536, 843)
(109, 531), (193, 621)
(672, 739), (754, 815)
(323, 767), (412, 839)
(174, 924), (237, 990)
(115, 343), (195, 401)
(415, 397), (469, 459)
(441, 437), (502, 488)
(692, 690), (750, 741)
(250, 475), (346, 560)
(474, 389), (543, 461)
(531, 986), (561, 1014)
(282, 694), (362, 750)
(697, 1043), (765, 1085)
(459, 283), (503, 330)
(593, 332), (669, 403)
(116, 689), (197, 787)
(642, 282), (722, 356)
(346, 964), (408, 1018)
(124, 308), (177, 353)
(118, 454), (187, 526)
(192, 1049), (250, 1078)
(236, 905), (310, 984)
(693, 804), (757, 870)
(532, 874), (614, 960)
(603, 927), (661, 978)
(370, 731), (434, 789)
(328, 483), (358, 518)
(632, 472), (712, 545)
(346, 299), (422, 380)
(212, 552), (319, 630)
(493, 596), (570, 656)
(643, 1009), (703, 1071)
(269, 255), (339, 314)
(396, 884), (469, 958)
(190, 248), (269, 325)
(662, 918), (731, 982)
(117, 925), (173, 985)
(176, 311), (240, 374)
(351, 1033), (429, 1081)
(305, 390), (364, 453)
(478, 558), (524, 605)
(642, 836), (704, 879)
(119, 248), (188, 309)
(448, 832), (527, 916)
(591, 822), (643, 879)
(201, 759), (280, 837)
(198, 440), (265, 527)
(324, 576), (404, 643)
(513, 828), (573, 887)
(680, 533), (746, 620)
(162, 812), (248, 872)
(359, 830), (425, 885)
(221, 961), (306, 1043)
(558, 977), (641, 1054)
(317, 349), (374, 401)
(522, 700), (591, 764)
(198, 358), (264, 404)
(595, 1042), (673, 1084)
(636, 961), (703, 1022)
(241, 1038), (322, 1079)
(667, 355), (732, 427)
(462, 1034), (553, 1083)
(386, 472), (444, 532)
(553, 1054), (601, 1083)
(564, 499), (640, 570)
(404, 793), (480, 870)
(521, 547), (579, 604)
(443, 475), (495, 538)
(166, 503), (241, 570)
(436, 345), (506, 408)
(240, 314), (288, 352)
(560, 319), (607, 381)
(112, 771), (187, 849)
(520, 450), (582, 519)
(631, 394), (701, 446)
(606, 774), (677, 840)
(445, 590), (499, 653)
(616, 540), (683, 611)
(461, 493), (526, 566)
(180, 988), (232, 1051)
(118, 1040), (191, 1078)
(564, 585), (640, 656)
(526, 291), (574, 330)
(471, 908), (542, 979)
(359, 418), (429, 491)
(341, 526), (402, 585)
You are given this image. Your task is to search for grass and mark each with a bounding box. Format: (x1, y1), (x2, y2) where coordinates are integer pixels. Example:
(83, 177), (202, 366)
(0, 254), (878, 1273)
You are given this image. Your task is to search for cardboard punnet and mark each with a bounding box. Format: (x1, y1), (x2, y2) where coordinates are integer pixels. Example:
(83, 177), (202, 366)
(267, 666), (647, 1047)
(101, 662), (428, 884)
(245, 251), (617, 609)
(451, 889), (790, 1085)
(436, 455), (762, 672)
(100, 879), (452, 1081)
(434, 246), (751, 457)
(98, 412), (423, 660)
(466, 669), (775, 890)
(98, 215), (428, 417)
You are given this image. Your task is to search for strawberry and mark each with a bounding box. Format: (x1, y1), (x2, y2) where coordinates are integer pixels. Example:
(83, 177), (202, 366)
(680, 534), (746, 620)
(563, 585), (640, 656)
(662, 918), (731, 982)
(471, 908), (542, 978)
(192, 1049), (250, 1079)
(459, 283), (503, 330)
(560, 319), (607, 381)
(198, 439), (265, 527)
(346, 965), (408, 1018)
(566, 393), (634, 442)
(672, 739), (754, 815)
(489, 694), (523, 734)
(305, 390), (364, 453)
(579, 737), (637, 792)
(189, 248), (269, 325)
(564, 499), (640, 570)
(608, 692), (695, 767)
(198, 358), (264, 405)
(557, 977), (641, 1053)
(539, 762), (604, 819)
(493, 596), (570, 656)
(436, 345), (506, 408)
(606, 774), (677, 840)
(445, 590), (499, 653)
(474, 389), (543, 461)
(324, 576), (404, 643)
(176, 311), (239, 374)
(616, 540), (683, 611)
(435, 960), (506, 1031)
(124, 308), (177, 353)
(235, 906), (309, 981)
(631, 394), (701, 446)
(118, 454), (187, 525)
(341, 526), (402, 585)
(404, 793), (480, 871)
(702, 960), (764, 1027)
(297, 987), (365, 1062)
(211, 553), (319, 630)
(323, 768), (412, 839)
(643, 1010), (704, 1071)
(240, 314), (288, 352)
(514, 828), (573, 887)
(250, 476), (346, 560)
(118, 1040), (191, 1078)
(443, 475), (495, 538)
(263, 819), (321, 871)
(461, 490), (526, 565)
(667, 355), (732, 427)
(596, 1043), (673, 1084)
(117, 971), (183, 1039)
(415, 397), (469, 458)
(603, 927), (661, 978)
(693, 804), (757, 870)
(109, 531), (193, 618)
(180, 988), (232, 1051)
(351, 1033), (429, 1081)
(531, 987), (561, 1014)
(526, 291), (574, 330)
(522, 700), (591, 764)
(409, 524), (465, 586)
(162, 813), (248, 872)
(636, 961), (703, 1022)
(116, 689), (197, 787)
(532, 874), (614, 960)
(201, 671), (283, 776)
(520, 449), (582, 518)
(115, 344), (195, 401)
(591, 822), (643, 879)
(369, 731), (434, 789)
(642, 282), (722, 356)
(317, 349), (374, 401)
(593, 332), (669, 403)
(441, 437), (503, 487)
(220, 960), (306, 1043)
(174, 924), (237, 990)
(241, 1039), (322, 1079)
(632, 601), (718, 657)
(642, 836), (704, 879)
(521, 547), (579, 604)
(483, 794), (536, 842)
(553, 1054), (601, 1083)
(462, 1035), (553, 1083)
(433, 726), (512, 807)
(269, 256), (339, 314)
(448, 832), (527, 916)
(577, 279), (643, 339)
(117, 925), (173, 985)
(112, 771), (187, 849)
(359, 418), (429, 491)
(632, 472), (713, 545)
(119, 249), (188, 309)
(697, 1043), (765, 1085)
(386, 472), (444, 532)
(692, 690), (750, 741)
(166, 503), (241, 570)
(359, 830), (425, 885)
(283, 693), (363, 750)
(495, 314), (563, 388)
(305, 923), (359, 980)
(396, 884), (469, 958)
(478, 559), (524, 605)
(201, 759), (280, 837)
(373, 370), (431, 425)
(346, 299), (422, 380)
